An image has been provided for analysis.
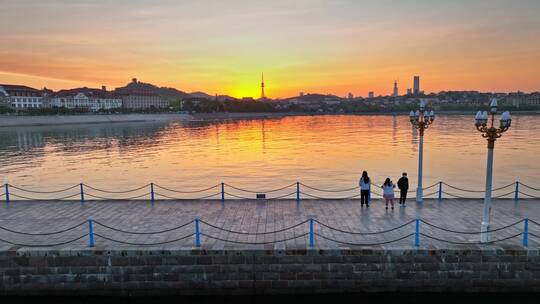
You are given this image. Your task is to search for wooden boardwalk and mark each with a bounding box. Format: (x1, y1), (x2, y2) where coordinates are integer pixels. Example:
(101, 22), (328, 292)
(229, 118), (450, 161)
(0, 198), (539, 250)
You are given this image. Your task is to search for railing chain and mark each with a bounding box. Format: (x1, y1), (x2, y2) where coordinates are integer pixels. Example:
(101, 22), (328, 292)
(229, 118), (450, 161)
(0, 234), (88, 247)
(315, 232), (415, 246)
(420, 219), (524, 234)
(93, 220), (194, 235)
(314, 219), (415, 235)
(153, 183), (221, 194)
(200, 219), (309, 235)
(420, 232), (523, 245)
(94, 233), (195, 246)
(7, 184), (80, 194)
(200, 232), (309, 245)
(0, 221), (87, 236)
(83, 183), (150, 194)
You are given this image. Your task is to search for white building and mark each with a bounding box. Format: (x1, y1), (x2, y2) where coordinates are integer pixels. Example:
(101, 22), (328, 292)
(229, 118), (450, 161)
(506, 93), (540, 107)
(49, 87), (122, 111)
(0, 84), (43, 109)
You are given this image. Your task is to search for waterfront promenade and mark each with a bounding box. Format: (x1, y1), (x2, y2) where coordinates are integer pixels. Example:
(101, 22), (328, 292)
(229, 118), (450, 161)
(0, 198), (538, 250)
(2, 198), (540, 295)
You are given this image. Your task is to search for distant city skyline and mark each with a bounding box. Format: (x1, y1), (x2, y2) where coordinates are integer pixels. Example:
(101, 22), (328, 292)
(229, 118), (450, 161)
(4, 74), (536, 101)
(1, 0), (540, 98)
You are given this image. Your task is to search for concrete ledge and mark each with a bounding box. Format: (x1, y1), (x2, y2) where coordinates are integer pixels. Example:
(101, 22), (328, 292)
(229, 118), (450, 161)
(0, 113), (193, 127)
(7, 245), (537, 256)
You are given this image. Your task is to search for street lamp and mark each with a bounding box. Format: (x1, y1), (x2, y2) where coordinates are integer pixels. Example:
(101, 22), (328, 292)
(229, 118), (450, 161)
(475, 98), (511, 242)
(409, 101), (435, 203)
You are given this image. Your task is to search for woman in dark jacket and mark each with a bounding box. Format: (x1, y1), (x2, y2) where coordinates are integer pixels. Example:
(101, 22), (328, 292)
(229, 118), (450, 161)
(358, 171), (371, 207)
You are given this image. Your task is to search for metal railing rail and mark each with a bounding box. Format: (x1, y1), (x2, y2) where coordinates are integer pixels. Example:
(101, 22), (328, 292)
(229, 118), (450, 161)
(0, 216), (537, 248)
(1, 180), (539, 202)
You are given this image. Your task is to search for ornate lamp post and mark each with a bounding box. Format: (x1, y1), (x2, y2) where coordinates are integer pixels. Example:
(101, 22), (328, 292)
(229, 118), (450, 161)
(475, 98), (511, 242)
(409, 101), (435, 203)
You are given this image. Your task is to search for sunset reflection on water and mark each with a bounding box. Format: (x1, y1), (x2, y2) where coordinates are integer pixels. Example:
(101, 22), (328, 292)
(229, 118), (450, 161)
(0, 115), (538, 198)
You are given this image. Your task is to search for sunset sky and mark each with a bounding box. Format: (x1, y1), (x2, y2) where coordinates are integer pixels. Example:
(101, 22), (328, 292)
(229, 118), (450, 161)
(1, 0), (539, 98)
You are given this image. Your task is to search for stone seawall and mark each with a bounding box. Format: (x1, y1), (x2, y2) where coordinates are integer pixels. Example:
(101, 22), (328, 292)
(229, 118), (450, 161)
(1, 247), (539, 295)
(0, 113), (193, 127)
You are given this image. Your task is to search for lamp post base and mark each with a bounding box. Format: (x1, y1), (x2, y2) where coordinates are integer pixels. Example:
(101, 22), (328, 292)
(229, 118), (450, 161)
(416, 187), (423, 203)
(481, 221), (491, 243)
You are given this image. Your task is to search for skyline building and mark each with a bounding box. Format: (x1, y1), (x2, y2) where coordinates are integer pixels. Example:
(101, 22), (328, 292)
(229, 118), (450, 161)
(114, 78), (169, 109)
(413, 76), (420, 95)
(261, 72), (265, 99)
(368, 91), (374, 98)
(393, 80), (398, 97)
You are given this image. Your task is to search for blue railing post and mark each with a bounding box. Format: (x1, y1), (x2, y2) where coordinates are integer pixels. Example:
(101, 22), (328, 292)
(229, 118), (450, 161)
(296, 182), (300, 202)
(523, 217), (529, 247)
(150, 182), (155, 203)
(4, 184), (9, 204)
(514, 181), (519, 201)
(309, 217), (314, 248)
(87, 217), (94, 247)
(195, 217), (201, 248)
(221, 183), (225, 204)
(438, 181), (442, 201)
(414, 218), (420, 247)
(80, 183), (85, 203)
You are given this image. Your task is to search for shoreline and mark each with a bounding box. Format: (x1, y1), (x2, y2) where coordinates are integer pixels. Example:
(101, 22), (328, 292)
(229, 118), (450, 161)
(1, 110), (539, 127)
(0, 113), (195, 128)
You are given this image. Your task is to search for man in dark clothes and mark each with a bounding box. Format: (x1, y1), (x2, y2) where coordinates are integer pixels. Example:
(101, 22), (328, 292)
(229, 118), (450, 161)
(397, 172), (409, 206)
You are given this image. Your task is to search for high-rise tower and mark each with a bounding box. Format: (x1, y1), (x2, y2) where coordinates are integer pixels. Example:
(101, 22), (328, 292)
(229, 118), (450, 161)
(413, 76), (420, 95)
(393, 80), (398, 97)
(261, 72), (265, 99)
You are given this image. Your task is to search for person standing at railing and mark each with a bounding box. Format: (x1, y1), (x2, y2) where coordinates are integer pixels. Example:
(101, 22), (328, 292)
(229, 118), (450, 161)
(397, 172), (409, 207)
(382, 178), (396, 210)
(359, 171), (371, 208)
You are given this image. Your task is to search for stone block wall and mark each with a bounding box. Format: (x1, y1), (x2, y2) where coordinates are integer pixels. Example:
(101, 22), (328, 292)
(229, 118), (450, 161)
(1, 247), (540, 295)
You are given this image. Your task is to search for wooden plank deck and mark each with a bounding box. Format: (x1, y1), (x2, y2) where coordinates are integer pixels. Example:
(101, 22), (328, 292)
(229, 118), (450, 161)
(0, 198), (538, 250)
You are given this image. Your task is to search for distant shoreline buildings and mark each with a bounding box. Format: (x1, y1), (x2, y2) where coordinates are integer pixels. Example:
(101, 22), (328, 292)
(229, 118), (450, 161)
(371, 75), (423, 99)
(114, 78), (168, 109)
(0, 78), (177, 111)
(1, 75), (540, 113)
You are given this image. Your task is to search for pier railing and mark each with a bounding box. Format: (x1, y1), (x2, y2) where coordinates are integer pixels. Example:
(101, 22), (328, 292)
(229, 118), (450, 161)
(0, 216), (537, 248)
(1, 181), (539, 202)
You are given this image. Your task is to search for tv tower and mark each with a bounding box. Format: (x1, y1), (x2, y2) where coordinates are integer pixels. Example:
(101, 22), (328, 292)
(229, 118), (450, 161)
(261, 72), (265, 99)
